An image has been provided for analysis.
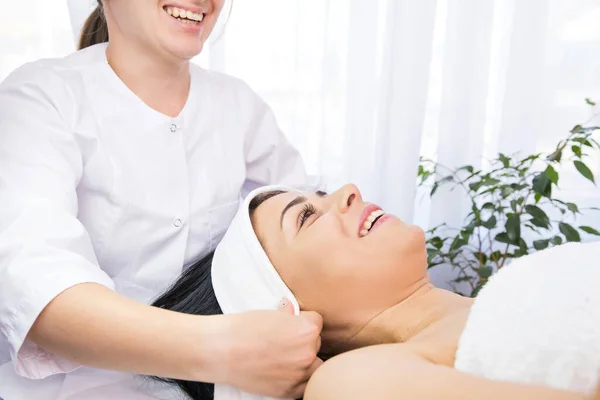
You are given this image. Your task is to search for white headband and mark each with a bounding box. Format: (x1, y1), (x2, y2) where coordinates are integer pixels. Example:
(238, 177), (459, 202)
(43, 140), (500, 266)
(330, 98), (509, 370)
(211, 185), (300, 400)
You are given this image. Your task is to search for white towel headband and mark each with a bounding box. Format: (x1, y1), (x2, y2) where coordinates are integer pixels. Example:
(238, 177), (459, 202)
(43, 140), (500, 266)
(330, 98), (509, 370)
(211, 185), (301, 400)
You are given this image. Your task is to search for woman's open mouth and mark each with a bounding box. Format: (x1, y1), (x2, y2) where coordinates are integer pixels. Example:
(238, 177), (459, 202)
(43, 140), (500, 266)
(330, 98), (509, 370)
(359, 205), (387, 238)
(164, 6), (205, 26)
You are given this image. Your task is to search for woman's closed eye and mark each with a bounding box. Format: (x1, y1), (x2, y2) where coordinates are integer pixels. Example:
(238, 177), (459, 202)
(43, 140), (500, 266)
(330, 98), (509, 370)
(298, 203), (318, 230)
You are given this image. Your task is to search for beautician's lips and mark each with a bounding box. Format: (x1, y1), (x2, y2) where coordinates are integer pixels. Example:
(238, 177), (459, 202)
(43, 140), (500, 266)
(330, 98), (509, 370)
(358, 203), (383, 237)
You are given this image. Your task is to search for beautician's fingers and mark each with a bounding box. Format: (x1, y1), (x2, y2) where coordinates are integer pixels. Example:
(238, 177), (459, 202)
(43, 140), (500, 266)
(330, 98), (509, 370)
(315, 334), (322, 353)
(277, 297), (295, 313)
(289, 358), (324, 399)
(306, 356), (324, 376)
(289, 383), (308, 399)
(299, 310), (324, 333)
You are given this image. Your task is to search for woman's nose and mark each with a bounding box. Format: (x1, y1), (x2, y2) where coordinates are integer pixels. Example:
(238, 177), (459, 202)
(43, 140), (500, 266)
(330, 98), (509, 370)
(336, 184), (362, 214)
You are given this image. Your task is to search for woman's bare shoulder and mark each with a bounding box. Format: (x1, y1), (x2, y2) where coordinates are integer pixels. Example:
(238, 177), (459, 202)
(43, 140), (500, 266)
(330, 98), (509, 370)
(305, 343), (425, 400)
(304, 343), (588, 400)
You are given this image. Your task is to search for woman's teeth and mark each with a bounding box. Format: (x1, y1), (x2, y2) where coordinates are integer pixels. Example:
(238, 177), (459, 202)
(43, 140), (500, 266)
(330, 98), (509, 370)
(165, 7), (204, 22)
(359, 209), (385, 237)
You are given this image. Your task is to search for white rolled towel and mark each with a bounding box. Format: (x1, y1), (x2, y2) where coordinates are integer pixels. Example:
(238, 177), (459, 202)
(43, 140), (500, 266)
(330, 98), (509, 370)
(454, 242), (600, 395)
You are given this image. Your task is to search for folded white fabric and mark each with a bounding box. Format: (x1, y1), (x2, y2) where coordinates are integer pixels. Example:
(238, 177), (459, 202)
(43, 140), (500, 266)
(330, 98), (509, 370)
(211, 185), (300, 400)
(454, 241), (600, 395)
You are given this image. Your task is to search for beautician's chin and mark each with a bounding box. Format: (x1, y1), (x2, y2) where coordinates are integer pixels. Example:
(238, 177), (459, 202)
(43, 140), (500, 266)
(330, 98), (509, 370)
(158, 2), (219, 59)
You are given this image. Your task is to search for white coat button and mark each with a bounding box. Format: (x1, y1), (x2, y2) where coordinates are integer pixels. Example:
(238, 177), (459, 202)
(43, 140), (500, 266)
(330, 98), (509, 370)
(173, 219), (183, 228)
(170, 123), (177, 133)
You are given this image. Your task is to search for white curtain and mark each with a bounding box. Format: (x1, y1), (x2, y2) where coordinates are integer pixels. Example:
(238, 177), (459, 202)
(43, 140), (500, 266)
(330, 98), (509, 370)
(2, 0), (600, 288)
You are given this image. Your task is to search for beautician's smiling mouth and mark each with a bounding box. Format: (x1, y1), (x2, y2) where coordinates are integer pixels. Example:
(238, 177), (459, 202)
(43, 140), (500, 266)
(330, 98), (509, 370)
(163, 4), (207, 25)
(358, 204), (389, 238)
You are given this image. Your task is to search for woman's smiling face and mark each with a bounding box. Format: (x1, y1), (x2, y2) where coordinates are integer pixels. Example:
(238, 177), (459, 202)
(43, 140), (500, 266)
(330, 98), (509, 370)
(250, 184), (429, 349)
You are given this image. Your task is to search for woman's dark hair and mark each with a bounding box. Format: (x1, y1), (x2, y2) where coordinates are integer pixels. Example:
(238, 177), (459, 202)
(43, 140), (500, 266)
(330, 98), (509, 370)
(150, 190), (287, 399)
(151, 251), (222, 400)
(78, 1), (109, 50)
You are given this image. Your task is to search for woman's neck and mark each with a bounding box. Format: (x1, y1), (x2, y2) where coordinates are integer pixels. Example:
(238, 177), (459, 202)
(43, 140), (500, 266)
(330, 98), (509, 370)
(105, 40), (191, 118)
(333, 283), (473, 364)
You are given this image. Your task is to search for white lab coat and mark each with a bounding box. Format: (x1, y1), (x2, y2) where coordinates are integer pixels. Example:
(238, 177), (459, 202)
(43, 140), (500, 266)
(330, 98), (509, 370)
(0, 43), (310, 399)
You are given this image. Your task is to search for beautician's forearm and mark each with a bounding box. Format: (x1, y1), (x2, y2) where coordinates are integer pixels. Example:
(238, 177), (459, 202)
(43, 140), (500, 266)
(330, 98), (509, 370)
(28, 283), (224, 382)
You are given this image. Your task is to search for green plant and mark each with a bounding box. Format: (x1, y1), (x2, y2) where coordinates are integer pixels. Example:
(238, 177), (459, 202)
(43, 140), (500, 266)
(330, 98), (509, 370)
(418, 102), (600, 297)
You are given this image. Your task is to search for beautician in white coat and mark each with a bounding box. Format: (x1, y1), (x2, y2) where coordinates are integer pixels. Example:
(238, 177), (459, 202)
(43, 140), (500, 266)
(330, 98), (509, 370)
(0, 0), (323, 399)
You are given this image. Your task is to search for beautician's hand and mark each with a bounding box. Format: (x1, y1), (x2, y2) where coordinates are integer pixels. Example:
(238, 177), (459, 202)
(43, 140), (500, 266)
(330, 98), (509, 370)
(216, 298), (323, 398)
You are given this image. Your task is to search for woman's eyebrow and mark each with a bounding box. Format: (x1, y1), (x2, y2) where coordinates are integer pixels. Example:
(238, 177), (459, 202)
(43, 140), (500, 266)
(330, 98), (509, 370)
(278, 191), (327, 229)
(280, 195), (307, 228)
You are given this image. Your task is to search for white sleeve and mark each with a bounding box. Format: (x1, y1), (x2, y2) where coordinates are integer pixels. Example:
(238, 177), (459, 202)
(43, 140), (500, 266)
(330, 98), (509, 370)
(0, 64), (116, 379)
(241, 85), (315, 190)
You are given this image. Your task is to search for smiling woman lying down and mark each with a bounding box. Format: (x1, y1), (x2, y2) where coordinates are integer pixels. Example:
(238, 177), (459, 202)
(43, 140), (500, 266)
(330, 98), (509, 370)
(152, 184), (600, 400)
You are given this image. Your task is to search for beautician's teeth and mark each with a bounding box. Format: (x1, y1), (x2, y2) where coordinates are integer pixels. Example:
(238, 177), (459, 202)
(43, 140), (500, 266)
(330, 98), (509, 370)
(166, 7), (204, 22)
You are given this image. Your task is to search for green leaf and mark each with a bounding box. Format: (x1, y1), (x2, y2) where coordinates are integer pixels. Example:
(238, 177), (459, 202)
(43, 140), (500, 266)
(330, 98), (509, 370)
(545, 165), (559, 185)
(471, 284), (484, 297)
(533, 239), (550, 250)
(535, 193), (542, 203)
(572, 145), (582, 158)
(490, 250), (503, 263)
(579, 226), (600, 236)
(474, 252), (488, 265)
(574, 161), (595, 184)
(449, 236), (467, 252)
(525, 205), (550, 229)
(585, 98), (596, 106)
(482, 177), (501, 187)
(566, 202), (579, 214)
(469, 181), (482, 192)
(559, 222), (581, 242)
(510, 200), (518, 212)
(476, 266), (493, 279)
(482, 216), (497, 229)
(458, 165), (474, 173)
(419, 171), (432, 183)
(546, 149), (562, 162)
(571, 124), (583, 133)
(482, 202), (495, 210)
(426, 248), (441, 263)
(532, 172), (552, 197)
(499, 153), (510, 168)
(460, 229), (472, 241)
(430, 183), (439, 196)
(550, 236), (563, 245)
(525, 223), (541, 233)
(505, 215), (521, 245)
(495, 232), (511, 244)
(514, 247), (529, 257)
(429, 236), (444, 249)
(502, 186), (515, 198)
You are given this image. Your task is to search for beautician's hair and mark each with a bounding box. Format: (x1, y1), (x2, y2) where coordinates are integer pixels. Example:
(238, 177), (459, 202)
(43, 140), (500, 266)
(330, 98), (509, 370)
(150, 190), (287, 399)
(78, 1), (109, 50)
